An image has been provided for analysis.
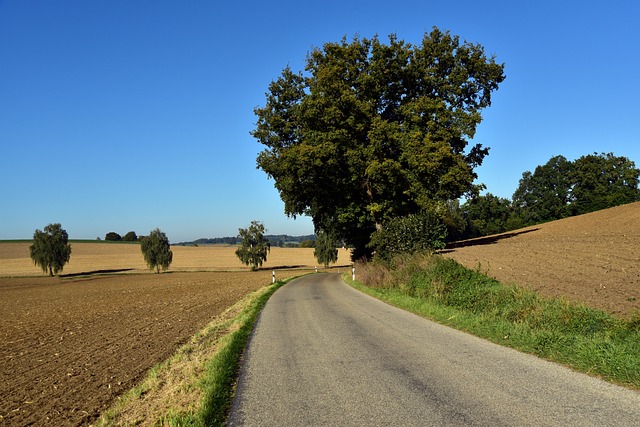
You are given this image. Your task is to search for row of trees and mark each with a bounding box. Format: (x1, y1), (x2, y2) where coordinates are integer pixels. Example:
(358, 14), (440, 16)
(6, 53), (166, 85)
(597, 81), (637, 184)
(104, 231), (141, 242)
(30, 222), (340, 276)
(460, 152), (640, 239)
(30, 224), (173, 276)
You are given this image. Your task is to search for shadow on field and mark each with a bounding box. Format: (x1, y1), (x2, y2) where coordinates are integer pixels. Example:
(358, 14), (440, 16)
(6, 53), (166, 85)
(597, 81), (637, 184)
(61, 268), (135, 278)
(442, 228), (540, 252)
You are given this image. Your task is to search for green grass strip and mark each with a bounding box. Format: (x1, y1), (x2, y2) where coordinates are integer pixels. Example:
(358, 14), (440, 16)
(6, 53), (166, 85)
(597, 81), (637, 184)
(194, 278), (287, 426)
(347, 254), (640, 390)
(96, 276), (295, 426)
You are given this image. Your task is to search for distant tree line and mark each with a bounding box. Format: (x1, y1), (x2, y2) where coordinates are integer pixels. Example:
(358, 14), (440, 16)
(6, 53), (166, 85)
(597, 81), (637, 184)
(176, 234), (316, 247)
(104, 231), (142, 242)
(454, 152), (640, 240)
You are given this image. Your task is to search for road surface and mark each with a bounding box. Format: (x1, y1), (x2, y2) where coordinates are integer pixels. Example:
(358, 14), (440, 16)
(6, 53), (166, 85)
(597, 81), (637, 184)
(228, 273), (640, 426)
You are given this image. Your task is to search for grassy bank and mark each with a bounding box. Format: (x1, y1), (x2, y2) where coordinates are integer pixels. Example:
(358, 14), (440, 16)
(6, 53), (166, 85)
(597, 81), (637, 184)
(96, 277), (291, 426)
(348, 254), (640, 390)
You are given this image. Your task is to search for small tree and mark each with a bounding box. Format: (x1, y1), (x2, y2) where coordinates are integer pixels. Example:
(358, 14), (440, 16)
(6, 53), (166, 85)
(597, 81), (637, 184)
(105, 232), (122, 241)
(140, 228), (173, 273)
(30, 223), (72, 276)
(235, 221), (270, 271)
(122, 231), (138, 242)
(314, 230), (338, 268)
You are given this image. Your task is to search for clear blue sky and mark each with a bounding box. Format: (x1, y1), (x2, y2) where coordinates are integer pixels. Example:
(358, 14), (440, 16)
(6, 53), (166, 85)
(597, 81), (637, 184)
(1, 1), (638, 242)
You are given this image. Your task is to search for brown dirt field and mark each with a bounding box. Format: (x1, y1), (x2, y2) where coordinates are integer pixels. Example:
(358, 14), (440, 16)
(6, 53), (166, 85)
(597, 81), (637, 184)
(0, 245), (351, 426)
(0, 272), (274, 426)
(443, 201), (640, 318)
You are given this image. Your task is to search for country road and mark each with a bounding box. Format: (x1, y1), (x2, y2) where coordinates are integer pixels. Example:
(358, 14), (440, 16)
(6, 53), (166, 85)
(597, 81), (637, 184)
(227, 273), (640, 426)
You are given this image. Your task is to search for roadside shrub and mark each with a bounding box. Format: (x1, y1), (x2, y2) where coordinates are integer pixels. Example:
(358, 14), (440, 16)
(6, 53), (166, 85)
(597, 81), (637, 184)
(369, 210), (447, 262)
(354, 259), (395, 288)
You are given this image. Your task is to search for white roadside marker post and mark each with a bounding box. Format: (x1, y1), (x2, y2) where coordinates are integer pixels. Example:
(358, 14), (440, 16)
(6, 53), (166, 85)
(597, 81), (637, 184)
(352, 266), (355, 281)
(272, 271), (275, 284)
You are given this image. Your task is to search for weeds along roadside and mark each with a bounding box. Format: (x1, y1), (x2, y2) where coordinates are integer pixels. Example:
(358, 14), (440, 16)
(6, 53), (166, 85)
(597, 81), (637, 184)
(347, 253), (640, 391)
(95, 276), (295, 427)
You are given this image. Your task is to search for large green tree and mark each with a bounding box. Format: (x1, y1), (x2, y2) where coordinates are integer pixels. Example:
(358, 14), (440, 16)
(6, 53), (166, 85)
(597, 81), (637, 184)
(253, 28), (505, 259)
(512, 155), (574, 224)
(235, 221), (270, 270)
(140, 228), (173, 273)
(30, 223), (72, 276)
(462, 193), (515, 238)
(571, 152), (640, 215)
(513, 153), (640, 226)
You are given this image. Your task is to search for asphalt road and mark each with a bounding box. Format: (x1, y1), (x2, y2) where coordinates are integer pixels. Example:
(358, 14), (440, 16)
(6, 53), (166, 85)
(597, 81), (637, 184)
(228, 273), (640, 426)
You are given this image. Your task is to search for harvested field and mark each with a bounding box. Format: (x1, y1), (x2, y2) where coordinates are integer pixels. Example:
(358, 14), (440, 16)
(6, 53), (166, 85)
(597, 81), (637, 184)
(0, 245), (351, 425)
(0, 243), (352, 277)
(443, 201), (640, 318)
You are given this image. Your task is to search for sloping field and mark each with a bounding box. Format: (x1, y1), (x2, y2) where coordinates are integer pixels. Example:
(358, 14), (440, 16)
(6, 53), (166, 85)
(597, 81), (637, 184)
(443, 201), (640, 318)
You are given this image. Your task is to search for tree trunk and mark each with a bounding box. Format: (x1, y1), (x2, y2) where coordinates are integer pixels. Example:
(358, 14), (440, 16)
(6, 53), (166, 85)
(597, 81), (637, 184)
(49, 266), (53, 276)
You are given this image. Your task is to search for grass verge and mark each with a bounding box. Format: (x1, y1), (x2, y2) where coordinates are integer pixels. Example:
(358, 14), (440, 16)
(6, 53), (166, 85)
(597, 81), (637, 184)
(95, 276), (293, 426)
(347, 254), (640, 390)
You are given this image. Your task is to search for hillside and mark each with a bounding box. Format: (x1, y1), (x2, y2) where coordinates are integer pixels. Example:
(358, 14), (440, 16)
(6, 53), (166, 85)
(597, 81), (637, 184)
(443, 201), (640, 318)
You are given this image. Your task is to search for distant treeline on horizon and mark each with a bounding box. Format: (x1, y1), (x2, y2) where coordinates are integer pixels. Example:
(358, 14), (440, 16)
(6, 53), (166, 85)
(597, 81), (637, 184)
(174, 234), (316, 247)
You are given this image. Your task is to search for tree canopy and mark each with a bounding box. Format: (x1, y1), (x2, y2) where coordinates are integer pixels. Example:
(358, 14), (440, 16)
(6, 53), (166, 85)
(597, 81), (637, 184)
(571, 152), (640, 215)
(140, 228), (173, 273)
(253, 28), (505, 258)
(122, 231), (138, 242)
(513, 152), (640, 223)
(235, 221), (270, 271)
(462, 193), (515, 238)
(105, 232), (122, 241)
(30, 223), (72, 276)
(512, 155), (574, 224)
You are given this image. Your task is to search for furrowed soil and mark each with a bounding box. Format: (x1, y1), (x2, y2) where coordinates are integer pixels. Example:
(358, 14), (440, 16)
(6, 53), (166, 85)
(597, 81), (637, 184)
(0, 245), (351, 425)
(443, 201), (640, 318)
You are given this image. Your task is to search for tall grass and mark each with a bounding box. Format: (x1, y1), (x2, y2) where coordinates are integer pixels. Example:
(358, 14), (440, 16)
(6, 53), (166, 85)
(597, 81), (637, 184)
(351, 254), (640, 389)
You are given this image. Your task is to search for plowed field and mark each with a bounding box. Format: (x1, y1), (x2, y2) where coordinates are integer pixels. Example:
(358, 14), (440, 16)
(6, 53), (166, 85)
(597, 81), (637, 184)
(443, 201), (640, 318)
(0, 245), (351, 425)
